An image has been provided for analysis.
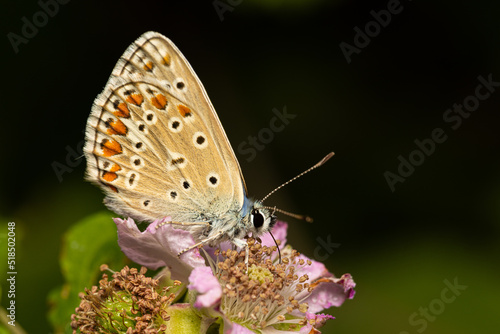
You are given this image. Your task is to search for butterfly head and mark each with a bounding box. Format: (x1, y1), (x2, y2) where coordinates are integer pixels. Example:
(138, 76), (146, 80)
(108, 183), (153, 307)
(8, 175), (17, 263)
(247, 202), (277, 236)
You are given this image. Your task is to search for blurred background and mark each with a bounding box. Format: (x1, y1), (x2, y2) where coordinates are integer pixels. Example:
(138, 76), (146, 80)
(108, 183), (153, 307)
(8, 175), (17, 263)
(1, 0), (499, 333)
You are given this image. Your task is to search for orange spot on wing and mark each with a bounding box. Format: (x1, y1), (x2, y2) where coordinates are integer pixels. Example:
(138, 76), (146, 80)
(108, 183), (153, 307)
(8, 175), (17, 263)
(106, 119), (128, 136)
(143, 61), (154, 72)
(151, 94), (168, 109)
(105, 183), (118, 193)
(177, 105), (192, 117)
(113, 102), (130, 118)
(101, 139), (123, 157)
(162, 54), (171, 66)
(110, 163), (121, 172)
(126, 93), (144, 106)
(102, 171), (118, 182)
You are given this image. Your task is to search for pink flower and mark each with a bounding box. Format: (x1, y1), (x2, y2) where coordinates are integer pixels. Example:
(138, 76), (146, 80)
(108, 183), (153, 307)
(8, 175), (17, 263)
(113, 217), (355, 333)
(187, 222), (355, 333)
(113, 217), (205, 282)
(187, 266), (221, 308)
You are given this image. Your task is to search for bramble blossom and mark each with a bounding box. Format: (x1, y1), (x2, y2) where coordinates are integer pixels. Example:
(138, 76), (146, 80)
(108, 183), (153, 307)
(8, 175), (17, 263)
(71, 218), (355, 333)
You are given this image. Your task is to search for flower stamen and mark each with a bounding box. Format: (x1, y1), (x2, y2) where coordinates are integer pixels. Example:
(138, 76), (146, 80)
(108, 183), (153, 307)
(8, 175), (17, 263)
(214, 238), (311, 330)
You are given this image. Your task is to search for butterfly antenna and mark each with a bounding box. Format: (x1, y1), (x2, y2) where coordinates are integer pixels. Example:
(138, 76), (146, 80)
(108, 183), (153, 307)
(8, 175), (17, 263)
(269, 230), (282, 263)
(263, 206), (314, 223)
(260, 152), (335, 203)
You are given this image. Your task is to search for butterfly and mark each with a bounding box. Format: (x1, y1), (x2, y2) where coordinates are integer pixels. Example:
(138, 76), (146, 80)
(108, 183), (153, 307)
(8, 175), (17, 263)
(84, 32), (333, 256)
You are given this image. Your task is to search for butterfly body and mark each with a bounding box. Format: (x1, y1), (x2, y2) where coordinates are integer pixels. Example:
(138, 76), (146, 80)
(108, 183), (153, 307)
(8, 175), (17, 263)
(85, 32), (276, 252)
(182, 197), (275, 248)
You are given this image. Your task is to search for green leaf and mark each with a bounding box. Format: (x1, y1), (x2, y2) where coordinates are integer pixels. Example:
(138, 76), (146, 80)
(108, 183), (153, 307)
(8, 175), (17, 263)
(0, 324), (11, 334)
(48, 211), (127, 333)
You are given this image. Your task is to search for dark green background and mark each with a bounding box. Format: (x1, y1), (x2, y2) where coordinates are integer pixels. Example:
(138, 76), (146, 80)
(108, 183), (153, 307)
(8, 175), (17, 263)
(1, 0), (499, 333)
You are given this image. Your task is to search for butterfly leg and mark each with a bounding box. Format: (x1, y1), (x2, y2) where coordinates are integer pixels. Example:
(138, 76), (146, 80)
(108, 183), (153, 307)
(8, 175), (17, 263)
(177, 231), (224, 257)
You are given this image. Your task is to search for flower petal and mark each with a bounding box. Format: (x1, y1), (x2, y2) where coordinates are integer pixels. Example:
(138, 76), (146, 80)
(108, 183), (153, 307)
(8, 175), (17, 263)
(224, 322), (255, 334)
(303, 274), (356, 313)
(296, 254), (329, 282)
(188, 266), (222, 309)
(333, 273), (356, 300)
(299, 312), (335, 333)
(114, 217), (205, 282)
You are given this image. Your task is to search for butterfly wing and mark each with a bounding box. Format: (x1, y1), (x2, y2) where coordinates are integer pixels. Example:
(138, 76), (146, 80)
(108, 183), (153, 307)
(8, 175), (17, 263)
(84, 32), (246, 223)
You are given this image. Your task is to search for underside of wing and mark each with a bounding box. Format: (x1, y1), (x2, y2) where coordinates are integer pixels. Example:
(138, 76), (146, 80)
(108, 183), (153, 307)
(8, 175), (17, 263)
(84, 32), (246, 223)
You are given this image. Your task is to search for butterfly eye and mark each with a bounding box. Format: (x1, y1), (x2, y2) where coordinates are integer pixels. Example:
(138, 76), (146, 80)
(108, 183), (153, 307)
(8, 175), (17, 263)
(251, 209), (264, 229)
